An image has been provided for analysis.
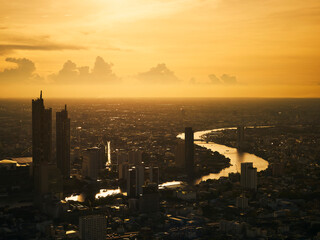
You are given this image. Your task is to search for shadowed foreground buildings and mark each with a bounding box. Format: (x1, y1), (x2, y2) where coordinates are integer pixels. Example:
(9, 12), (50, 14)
(79, 215), (107, 240)
(56, 105), (71, 179)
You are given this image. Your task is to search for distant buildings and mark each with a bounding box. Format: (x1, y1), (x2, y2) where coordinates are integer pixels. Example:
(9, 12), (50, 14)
(185, 127), (194, 178)
(241, 162), (257, 190)
(79, 214), (107, 240)
(82, 147), (106, 180)
(56, 105), (70, 178)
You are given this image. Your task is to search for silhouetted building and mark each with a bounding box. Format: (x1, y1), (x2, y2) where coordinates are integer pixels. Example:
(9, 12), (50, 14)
(139, 183), (159, 214)
(127, 167), (137, 198)
(128, 150), (143, 165)
(79, 214), (107, 240)
(175, 141), (185, 168)
(151, 166), (159, 186)
(56, 105), (70, 178)
(127, 165), (159, 198)
(241, 162), (257, 190)
(32, 91), (52, 194)
(38, 163), (63, 198)
(185, 127), (194, 178)
(82, 147), (106, 180)
(237, 126), (245, 148)
(0, 159), (30, 190)
(119, 162), (129, 180)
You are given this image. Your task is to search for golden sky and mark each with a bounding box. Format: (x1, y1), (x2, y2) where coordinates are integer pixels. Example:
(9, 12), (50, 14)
(0, 0), (319, 98)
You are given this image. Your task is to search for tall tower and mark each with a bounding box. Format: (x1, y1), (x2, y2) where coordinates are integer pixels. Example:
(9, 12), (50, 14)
(32, 91), (52, 193)
(185, 127), (194, 179)
(56, 105), (70, 178)
(237, 126), (245, 149)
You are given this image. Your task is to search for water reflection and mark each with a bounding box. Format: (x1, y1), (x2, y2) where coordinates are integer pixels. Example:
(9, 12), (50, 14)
(178, 126), (269, 184)
(95, 188), (121, 199)
(159, 181), (183, 189)
(65, 194), (85, 202)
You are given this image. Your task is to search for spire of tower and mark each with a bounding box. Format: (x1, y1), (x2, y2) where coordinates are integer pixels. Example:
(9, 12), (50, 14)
(65, 104), (67, 111)
(40, 90), (42, 99)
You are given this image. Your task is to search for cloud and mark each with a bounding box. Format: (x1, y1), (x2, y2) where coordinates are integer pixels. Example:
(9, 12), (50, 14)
(0, 57), (43, 83)
(0, 43), (84, 55)
(208, 74), (221, 84)
(137, 63), (179, 84)
(49, 56), (120, 84)
(220, 74), (237, 85)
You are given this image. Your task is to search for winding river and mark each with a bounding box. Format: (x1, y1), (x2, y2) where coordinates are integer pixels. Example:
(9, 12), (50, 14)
(177, 126), (269, 184)
(65, 126), (269, 201)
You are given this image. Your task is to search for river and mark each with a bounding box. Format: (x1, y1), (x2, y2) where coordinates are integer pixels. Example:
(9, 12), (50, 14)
(177, 126), (269, 184)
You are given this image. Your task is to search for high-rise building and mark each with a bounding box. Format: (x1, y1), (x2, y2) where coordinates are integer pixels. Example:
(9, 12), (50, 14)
(175, 141), (185, 168)
(32, 91), (52, 166)
(241, 162), (257, 190)
(237, 126), (245, 148)
(79, 214), (107, 240)
(56, 105), (70, 178)
(128, 150), (142, 165)
(127, 167), (137, 198)
(32, 91), (52, 193)
(139, 183), (160, 214)
(150, 166), (159, 186)
(185, 127), (194, 178)
(82, 147), (106, 180)
(119, 162), (129, 180)
(38, 163), (63, 198)
(127, 165), (159, 198)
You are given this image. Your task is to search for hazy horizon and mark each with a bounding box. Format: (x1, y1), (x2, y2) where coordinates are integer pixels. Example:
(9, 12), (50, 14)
(1, 0), (320, 97)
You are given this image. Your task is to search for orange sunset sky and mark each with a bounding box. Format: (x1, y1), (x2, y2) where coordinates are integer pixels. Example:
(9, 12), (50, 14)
(0, 0), (319, 98)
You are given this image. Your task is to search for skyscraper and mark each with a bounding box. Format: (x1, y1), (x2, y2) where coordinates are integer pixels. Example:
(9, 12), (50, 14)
(56, 105), (70, 178)
(241, 162), (257, 191)
(32, 91), (52, 166)
(175, 141), (185, 168)
(237, 126), (245, 149)
(82, 147), (106, 180)
(185, 127), (194, 178)
(32, 91), (52, 193)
